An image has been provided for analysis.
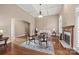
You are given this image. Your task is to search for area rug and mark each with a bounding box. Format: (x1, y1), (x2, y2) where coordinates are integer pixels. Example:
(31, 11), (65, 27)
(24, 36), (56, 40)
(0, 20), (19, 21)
(20, 40), (54, 54)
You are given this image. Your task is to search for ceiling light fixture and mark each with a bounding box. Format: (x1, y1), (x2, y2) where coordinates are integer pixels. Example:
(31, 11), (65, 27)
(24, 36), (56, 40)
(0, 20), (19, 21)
(38, 11), (43, 18)
(38, 4), (43, 18)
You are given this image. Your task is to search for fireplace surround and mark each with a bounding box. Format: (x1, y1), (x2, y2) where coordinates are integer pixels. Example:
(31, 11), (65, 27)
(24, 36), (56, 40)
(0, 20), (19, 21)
(63, 25), (74, 48)
(64, 32), (71, 45)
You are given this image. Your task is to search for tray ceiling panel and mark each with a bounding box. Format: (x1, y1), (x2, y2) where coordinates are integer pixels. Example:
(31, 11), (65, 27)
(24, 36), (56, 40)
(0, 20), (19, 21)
(17, 4), (63, 17)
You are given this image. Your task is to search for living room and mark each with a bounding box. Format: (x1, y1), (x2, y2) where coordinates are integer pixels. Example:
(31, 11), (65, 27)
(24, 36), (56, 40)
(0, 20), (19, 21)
(0, 4), (79, 55)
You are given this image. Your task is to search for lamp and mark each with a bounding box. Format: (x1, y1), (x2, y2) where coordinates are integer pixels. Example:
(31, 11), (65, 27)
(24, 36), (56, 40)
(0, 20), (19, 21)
(0, 29), (3, 35)
(38, 4), (43, 18)
(53, 28), (55, 31)
(0, 29), (3, 38)
(52, 28), (56, 36)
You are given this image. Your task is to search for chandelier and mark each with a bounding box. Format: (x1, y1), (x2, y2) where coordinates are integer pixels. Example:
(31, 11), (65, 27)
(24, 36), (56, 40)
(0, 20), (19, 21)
(38, 4), (43, 18)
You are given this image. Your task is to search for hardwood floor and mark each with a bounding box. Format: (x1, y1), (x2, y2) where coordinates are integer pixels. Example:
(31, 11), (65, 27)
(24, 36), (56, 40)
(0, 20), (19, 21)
(0, 36), (79, 55)
(5, 43), (48, 55)
(52, 36), (79, 55)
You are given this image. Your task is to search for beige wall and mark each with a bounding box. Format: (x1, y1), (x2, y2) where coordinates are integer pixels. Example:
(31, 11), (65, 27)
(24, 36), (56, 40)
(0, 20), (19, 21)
(15, 20), (30, 37)
(35, 15), (59, 34)
(59, 4), (76, 49)
(0, 17), (11, 37)
(60, 4), (75, 27)
(15, 20), (25, 36)
(0, 4), (35, 37)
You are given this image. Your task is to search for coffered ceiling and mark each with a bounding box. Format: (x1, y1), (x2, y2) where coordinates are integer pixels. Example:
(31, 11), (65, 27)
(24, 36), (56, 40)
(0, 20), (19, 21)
(17, 4), (63, 17)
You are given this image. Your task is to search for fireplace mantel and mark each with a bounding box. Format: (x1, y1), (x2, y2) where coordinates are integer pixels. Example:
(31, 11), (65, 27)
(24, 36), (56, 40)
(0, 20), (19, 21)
(63, 25), (74, 48)
(63, 25), (74, 32)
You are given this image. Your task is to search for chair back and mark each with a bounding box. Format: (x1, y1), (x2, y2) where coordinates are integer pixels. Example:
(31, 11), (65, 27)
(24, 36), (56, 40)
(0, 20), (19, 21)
(0, 35), (3, 39)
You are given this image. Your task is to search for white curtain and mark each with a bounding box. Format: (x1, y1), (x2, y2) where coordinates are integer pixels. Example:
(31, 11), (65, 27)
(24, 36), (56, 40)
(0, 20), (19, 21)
(74, 6), (79, 52)
(59, 15), (62, 34)
(74, 15), (79, 48)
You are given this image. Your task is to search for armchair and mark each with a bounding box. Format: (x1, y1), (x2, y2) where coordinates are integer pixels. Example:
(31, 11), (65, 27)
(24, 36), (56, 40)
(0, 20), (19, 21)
(0, 35), (9, 47)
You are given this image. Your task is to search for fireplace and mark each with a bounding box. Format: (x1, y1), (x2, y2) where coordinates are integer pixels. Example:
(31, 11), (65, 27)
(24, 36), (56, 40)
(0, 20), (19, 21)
(63, 25), (74, 48)
(64, 32), (71, 45)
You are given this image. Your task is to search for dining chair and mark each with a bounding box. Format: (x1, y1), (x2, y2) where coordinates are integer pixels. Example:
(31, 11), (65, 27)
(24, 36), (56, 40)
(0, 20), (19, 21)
(39, 33), (48, 48)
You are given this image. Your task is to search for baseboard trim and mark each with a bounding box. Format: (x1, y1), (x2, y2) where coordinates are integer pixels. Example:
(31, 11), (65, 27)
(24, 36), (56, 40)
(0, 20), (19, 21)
(16, 34), (25, 38)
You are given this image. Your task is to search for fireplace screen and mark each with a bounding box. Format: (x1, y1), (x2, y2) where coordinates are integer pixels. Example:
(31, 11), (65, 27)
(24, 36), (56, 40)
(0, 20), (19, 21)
(64, 34), (70, 45)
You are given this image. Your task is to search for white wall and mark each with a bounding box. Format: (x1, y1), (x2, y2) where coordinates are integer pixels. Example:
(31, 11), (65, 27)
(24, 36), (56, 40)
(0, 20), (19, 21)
(60, 4), (75, 27)
(35, 15), (59, 34)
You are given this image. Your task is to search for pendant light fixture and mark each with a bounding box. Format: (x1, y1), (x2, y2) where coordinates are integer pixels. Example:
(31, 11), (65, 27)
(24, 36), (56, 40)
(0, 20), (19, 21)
(38, 4), (43, 18)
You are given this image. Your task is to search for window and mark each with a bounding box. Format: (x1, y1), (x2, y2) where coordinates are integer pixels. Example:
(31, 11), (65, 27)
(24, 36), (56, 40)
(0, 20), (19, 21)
(59, 15), (62, 34)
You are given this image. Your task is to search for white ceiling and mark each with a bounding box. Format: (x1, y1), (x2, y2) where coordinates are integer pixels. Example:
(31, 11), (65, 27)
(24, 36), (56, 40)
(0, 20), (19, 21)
(17, 4), (63, 17)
